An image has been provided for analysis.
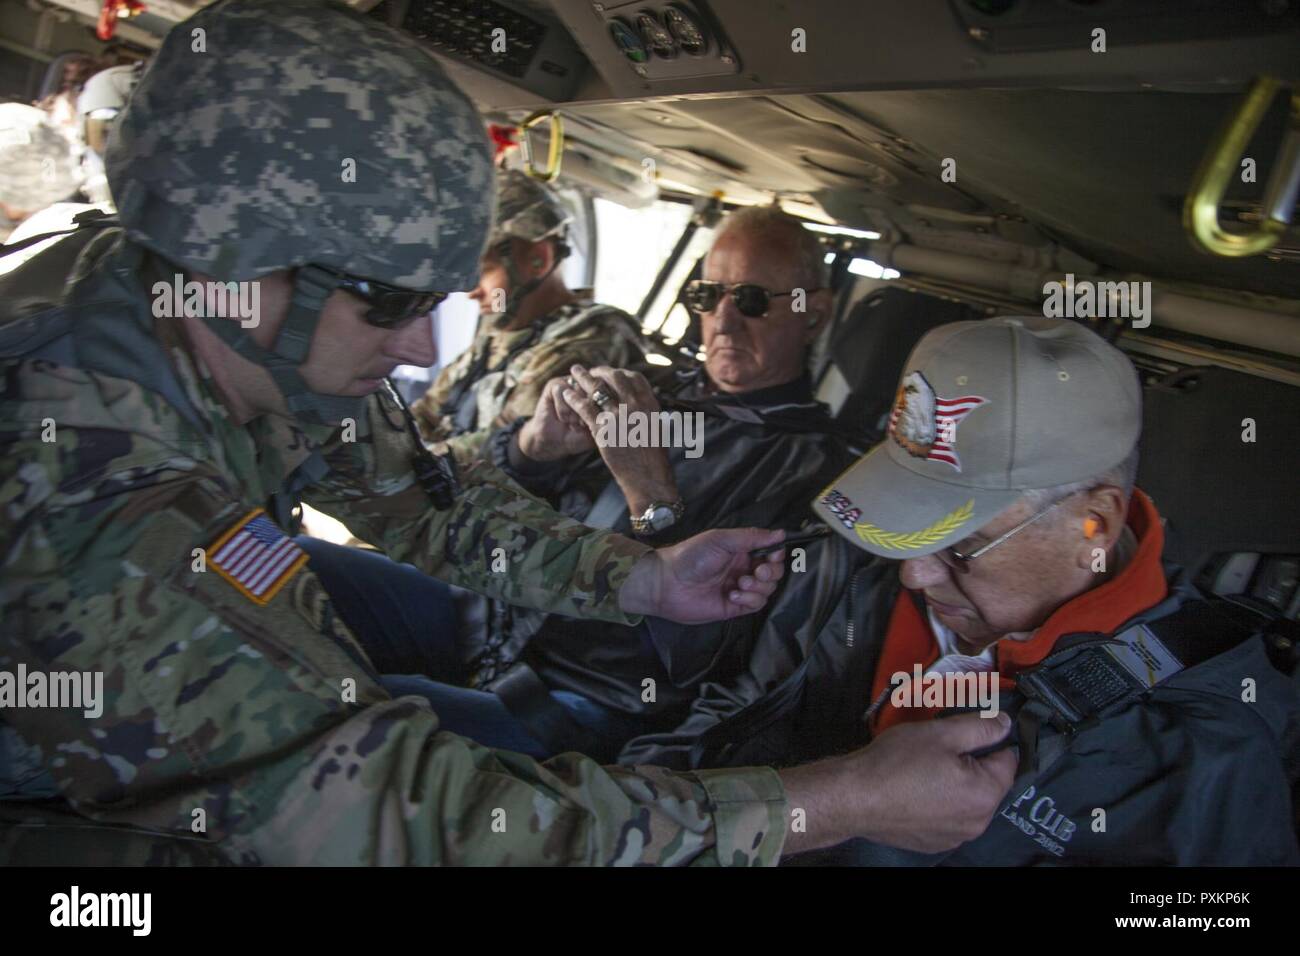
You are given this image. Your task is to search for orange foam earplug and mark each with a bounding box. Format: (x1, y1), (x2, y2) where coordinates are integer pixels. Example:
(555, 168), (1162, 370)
(1083, 518), (1099, 539)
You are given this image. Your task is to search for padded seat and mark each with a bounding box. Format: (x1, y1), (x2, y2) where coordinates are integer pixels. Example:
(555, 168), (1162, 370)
(816, 287), (984, 442)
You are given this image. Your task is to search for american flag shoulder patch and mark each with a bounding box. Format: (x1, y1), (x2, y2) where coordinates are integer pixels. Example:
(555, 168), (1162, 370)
(208, 508), (308, 605)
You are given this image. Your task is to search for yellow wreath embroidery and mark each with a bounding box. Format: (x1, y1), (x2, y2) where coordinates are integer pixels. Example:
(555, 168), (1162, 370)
(854, 499), (975, 552)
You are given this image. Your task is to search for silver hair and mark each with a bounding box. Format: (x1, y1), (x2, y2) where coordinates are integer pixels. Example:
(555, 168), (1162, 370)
(713, 204), (829, 290)
(1018, 443), (1141, 513)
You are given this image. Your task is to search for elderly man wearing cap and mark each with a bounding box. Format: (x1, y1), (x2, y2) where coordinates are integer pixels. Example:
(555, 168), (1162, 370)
(621, 315), (1300, 866)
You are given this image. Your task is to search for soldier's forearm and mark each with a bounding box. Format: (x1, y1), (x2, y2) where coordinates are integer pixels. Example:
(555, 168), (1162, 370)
(234, 703), (787, 865)
(778, 757), (861, 856)
(617, 549), (666, 619)
(315, 412), (652, 623)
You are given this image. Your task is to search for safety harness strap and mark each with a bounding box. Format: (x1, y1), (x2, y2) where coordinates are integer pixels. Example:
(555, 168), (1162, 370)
(198, 264), (362, 425)
(1011, 596), (1294, 786)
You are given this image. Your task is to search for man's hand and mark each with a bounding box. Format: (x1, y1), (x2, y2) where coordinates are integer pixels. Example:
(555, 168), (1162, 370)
(618, 527), (787, 624)
(562, 364), (679, 515)
(780, 713), (1017, 856)
(516, 376), (598, 463)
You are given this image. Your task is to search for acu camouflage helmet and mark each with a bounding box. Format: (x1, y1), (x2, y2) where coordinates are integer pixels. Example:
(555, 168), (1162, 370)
(103, 0), (495, 426)
(107, 0), (495, 292)
(492, 168), (573, 249)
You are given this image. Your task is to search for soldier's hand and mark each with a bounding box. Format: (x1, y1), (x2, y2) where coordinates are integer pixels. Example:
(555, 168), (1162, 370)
(517, 376), (597, 462)
(780, 713), (1017, 856)
(619, 527), (786, 624)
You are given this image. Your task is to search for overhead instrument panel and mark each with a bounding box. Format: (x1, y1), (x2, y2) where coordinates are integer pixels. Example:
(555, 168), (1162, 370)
(597, 2), (740, 82)
(368, 0), (588, 102)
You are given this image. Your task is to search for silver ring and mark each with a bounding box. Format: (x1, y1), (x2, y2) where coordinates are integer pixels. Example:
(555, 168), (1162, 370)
(591, 388), (612, 408)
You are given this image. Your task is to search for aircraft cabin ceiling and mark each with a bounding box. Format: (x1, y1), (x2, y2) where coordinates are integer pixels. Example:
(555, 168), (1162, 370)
(18, 0), (1300, 301)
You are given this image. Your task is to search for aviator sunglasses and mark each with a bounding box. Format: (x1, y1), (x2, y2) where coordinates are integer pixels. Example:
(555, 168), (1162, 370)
(683, 279), (817, 319)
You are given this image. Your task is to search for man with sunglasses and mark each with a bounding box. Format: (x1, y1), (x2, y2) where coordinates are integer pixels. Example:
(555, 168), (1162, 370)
(622, 315), (1300, 866)
(0, 0), (1017, 866)
(425, 204), (861, 759)
(409, 168), (648, 462)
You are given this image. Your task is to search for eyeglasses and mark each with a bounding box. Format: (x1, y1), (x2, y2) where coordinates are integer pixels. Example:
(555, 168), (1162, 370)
(314, 266), (449, 329)
(935, 490), (1084, 574)
(683, 280), (814, 318)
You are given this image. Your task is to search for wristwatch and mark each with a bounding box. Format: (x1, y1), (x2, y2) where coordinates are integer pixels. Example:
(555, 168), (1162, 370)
(630, 499), (686, 535)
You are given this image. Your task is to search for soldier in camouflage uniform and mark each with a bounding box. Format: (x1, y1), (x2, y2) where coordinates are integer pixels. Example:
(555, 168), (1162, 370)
(411, 169), (648, 463)
(0, 0), (1014, 865)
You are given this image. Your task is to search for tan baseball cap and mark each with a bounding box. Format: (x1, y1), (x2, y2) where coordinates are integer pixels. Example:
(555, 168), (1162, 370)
(812, 316), (1141, 558)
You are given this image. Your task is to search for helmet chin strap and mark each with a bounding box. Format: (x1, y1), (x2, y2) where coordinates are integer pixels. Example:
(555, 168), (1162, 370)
(199, 265), (365, 426)
(496, 238), (568, 325)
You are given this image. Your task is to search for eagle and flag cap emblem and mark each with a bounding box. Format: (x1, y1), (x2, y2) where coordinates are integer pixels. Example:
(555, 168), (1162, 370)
(889, 371), (987, 472)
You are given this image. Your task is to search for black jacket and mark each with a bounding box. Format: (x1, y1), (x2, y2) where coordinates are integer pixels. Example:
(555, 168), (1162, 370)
(619, 534), (1300, 866)
(463, 373), (860, 728)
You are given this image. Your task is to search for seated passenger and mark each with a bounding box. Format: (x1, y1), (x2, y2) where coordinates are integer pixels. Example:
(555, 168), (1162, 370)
(620, 315), (1300, 866)
(302, 205), (860, 761)
(409, 168), (648, 461)
(0, 103), (83, 246)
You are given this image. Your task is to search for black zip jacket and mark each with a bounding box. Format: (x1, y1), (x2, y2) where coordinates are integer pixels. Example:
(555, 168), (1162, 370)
(463, 373), (859, 729)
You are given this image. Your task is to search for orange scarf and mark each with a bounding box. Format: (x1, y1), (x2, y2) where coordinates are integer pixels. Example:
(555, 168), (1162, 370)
(869, 489), (1167, 734)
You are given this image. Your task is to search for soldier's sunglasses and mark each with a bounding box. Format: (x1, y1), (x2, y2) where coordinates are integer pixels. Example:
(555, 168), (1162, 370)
(683, 279), (809, 318)
(315, 267), (449, 329)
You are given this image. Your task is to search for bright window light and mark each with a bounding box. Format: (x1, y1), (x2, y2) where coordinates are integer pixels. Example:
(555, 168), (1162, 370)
(847, 257), (900, 280)
(803, 222), (883, 241)
(593, 197), (694, 317)
(656, 301), (692, 344)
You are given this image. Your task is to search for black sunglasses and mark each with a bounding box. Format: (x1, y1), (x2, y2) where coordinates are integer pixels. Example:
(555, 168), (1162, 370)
(313, 266), (449, 329)
(683, 279), (805, 319)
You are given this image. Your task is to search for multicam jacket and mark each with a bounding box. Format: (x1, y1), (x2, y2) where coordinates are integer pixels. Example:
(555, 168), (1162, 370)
(0, 229), (787, 865)
(411, 298), (648, 463)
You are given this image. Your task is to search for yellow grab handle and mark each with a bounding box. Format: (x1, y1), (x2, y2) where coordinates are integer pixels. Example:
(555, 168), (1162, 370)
(1184, 76), (1300, 258)
(518, 110), (564, 183)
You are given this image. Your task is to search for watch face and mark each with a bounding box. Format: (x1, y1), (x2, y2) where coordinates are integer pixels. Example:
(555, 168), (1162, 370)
(649, 505), (676, 531)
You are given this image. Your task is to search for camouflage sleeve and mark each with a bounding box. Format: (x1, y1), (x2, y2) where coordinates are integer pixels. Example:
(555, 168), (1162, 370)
(1, 431), (789, 865)
(431, 315), (650, 468)
(409, 352), (465, 444)
(490, 325), (648, 435)
(304, 390), (651, 624)
(433, 426), (493, 468)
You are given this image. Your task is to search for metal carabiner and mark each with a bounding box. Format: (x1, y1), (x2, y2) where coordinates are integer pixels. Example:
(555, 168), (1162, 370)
(518, 110), (564, 183)
(1184, 75), (1300, 258)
